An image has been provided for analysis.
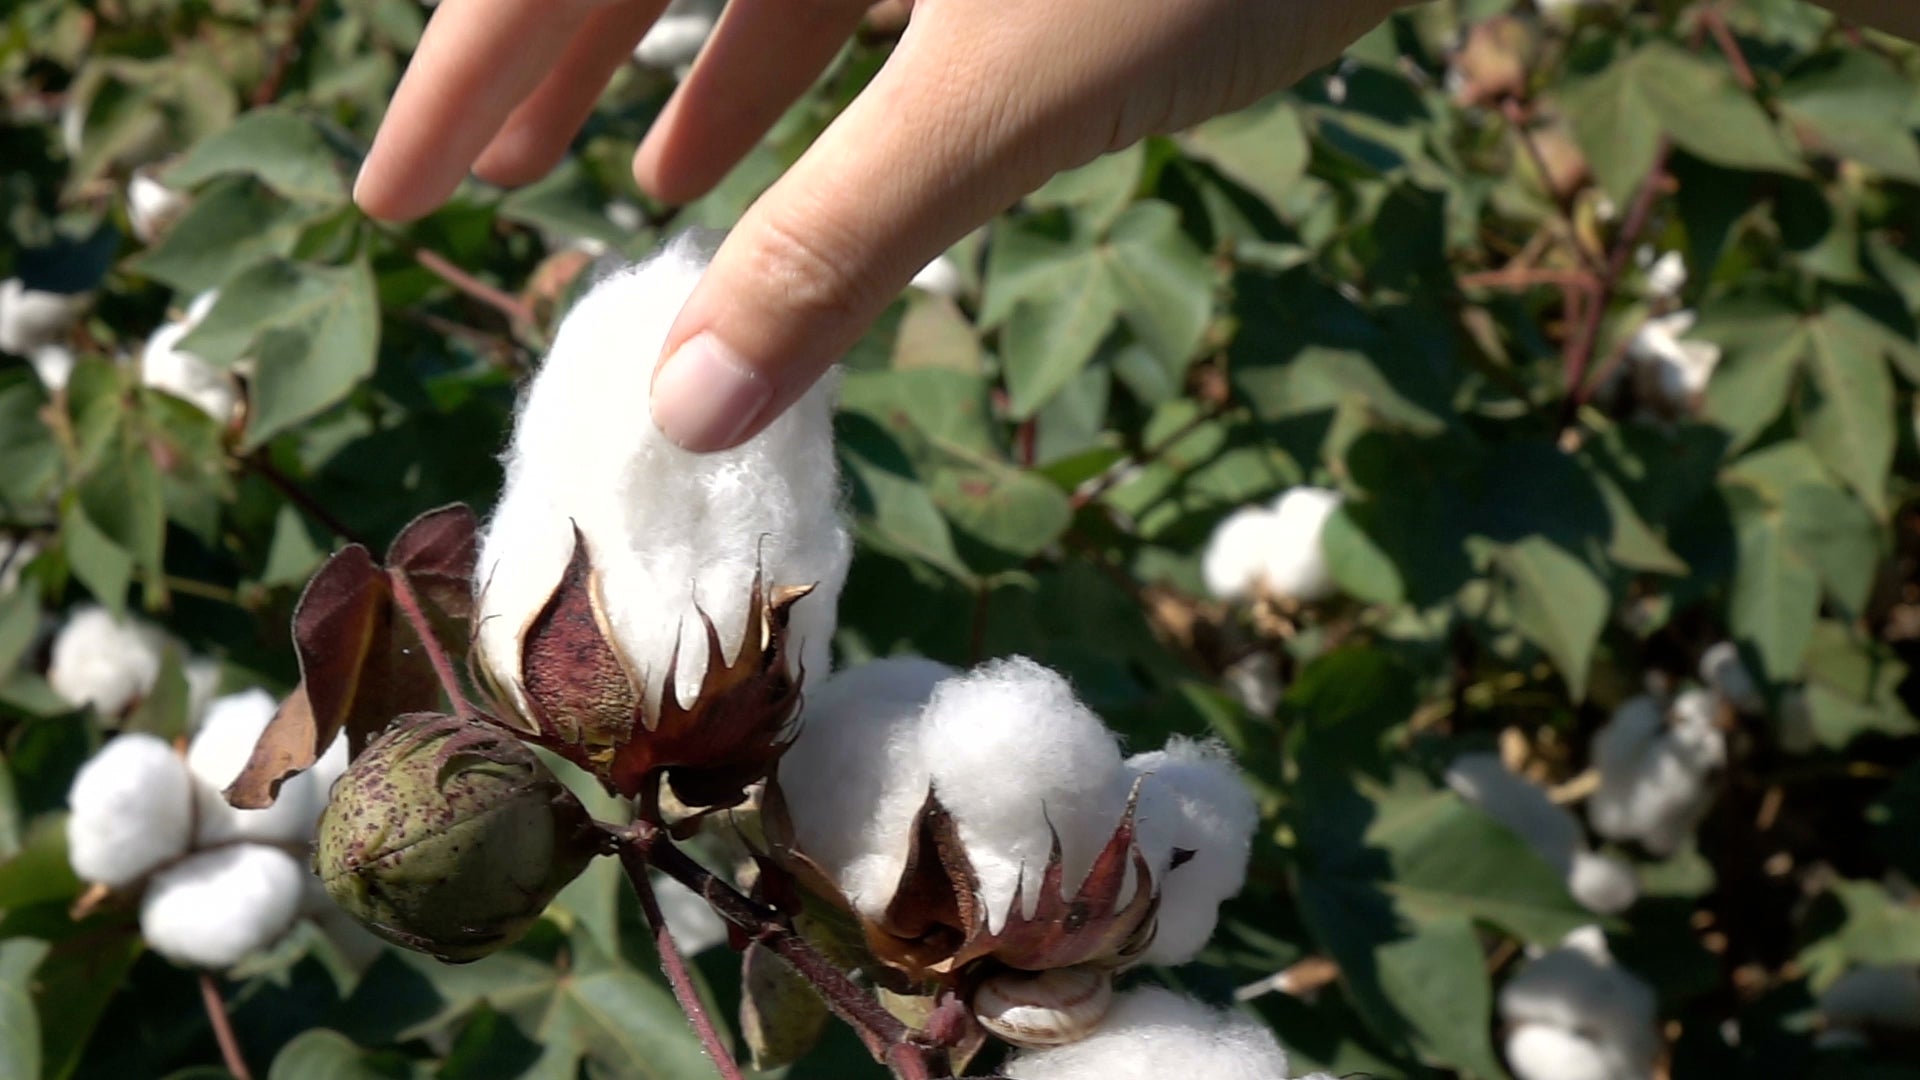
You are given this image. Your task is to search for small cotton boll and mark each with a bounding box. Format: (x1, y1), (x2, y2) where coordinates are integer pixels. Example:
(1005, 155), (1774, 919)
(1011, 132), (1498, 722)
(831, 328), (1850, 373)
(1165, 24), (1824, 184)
(28, 344), (74, 392)
(1567, 852), (1639, 915)
(0, 278), (85, 357)
(1500, 926), (1659, 1078)
(1262, 487), (1341, 602)
(919, 658), (1126, 931)
(66, 733), (195, 888)
(1700, 642), (1763, 715)
(1819, 965), (1920, 1031)
(909, 255), (963, 299)
(652, 872), (730, 955)
(140, 844), (305, 969)
(1504, 1022), (1618, 1080)
(1004, 987), (1291, 1080)
(1588, 692), (1723, 856)
(1636, 247), (1687, 302)
(474, 233), (851, 718)
(633, 0), (724, 72)
(778, 658), (955, 915)
(127, 168), (190, 244)
(1628, 310), (1720, 416)
(48, 605), (170, 716)
(1124, 738), (1258, 966)
(1202, 505), (1281, 602)
(141, 317), (238, 424)
(188, 689), (335, 846)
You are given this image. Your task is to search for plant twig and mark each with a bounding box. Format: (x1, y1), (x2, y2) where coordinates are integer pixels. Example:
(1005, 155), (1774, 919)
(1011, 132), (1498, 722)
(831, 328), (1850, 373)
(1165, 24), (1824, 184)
(626, 862), (746, 1079)
(412, 248), (537, 328)
(611, 822), (950, 1079)
(242, 454), (369, 548)
(1700, 4), (1758, 92)
(388, 569), (477, 719)
(199, 972), (253, 1080)
(1501, 100), (1603, 275)
(1558, 137), (1673, 427)
(252, 0), (324, 106)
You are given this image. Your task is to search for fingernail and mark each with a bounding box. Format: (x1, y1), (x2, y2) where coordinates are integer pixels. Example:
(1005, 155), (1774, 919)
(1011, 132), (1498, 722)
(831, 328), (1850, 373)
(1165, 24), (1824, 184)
(649, 333), (774, 452)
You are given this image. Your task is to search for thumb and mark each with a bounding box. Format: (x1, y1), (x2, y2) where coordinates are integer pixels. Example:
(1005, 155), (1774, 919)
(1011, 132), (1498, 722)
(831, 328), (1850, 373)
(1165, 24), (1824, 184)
(647, 18), (1101, 452)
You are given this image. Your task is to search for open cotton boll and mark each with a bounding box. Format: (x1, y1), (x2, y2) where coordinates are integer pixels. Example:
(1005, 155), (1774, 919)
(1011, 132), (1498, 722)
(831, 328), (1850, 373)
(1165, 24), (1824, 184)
(474, 232), (850, 717)
(140, 844), (305, 969)
(141, 294), (239, 424)
(0, 278), (85, 357)
(48, 604), (170, 716)
(1500, 926), (1659, 1080)
(908, 254), (964, 299)
(127, 168), (190, 244)
(1699, 641), (1763, 715)
(778, 658), (954, 916)
(1635, 247), (1687, 302)
(1627, 310), (1720, 417)
(1819, 965), (1920, 1031)
(918, 657), (1126, 931)
(633, 0), (723, 72)
(1202, 505), (1282, 602)
(67, 733), (195, 888)
(1263, 487), (1341, 602)
(1587, 692), (1723, 856)
(188, 689), (341, 846)
(1447, 753), (1638, 914)
(1005, 986), (1292, 1080)
(1504, 1022), (1620, 1080)
(1124, 738), (1258, 965)
(28, 344), (74, 392)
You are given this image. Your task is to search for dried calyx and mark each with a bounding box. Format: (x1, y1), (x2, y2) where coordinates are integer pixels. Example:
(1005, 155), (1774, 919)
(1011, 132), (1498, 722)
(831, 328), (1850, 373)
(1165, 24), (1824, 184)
(314, 712), (598, 962)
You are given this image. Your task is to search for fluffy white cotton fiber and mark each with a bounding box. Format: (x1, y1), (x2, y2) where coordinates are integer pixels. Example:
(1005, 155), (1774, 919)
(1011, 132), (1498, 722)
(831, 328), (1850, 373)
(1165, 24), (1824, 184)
(1005, 987), (1294, 1080)
(1124, 738), (1259, 964)
(474, 232), (851, 717)
(1588, 691), (1724, 856)
(140, 844), (306, 969)
(1201, 487), (1341, 604)
(66, 733), (196, 888)
(1447, 753), (1637, 914)
(1499, 926), (1659, 1080)
(48, 605), (170, 717)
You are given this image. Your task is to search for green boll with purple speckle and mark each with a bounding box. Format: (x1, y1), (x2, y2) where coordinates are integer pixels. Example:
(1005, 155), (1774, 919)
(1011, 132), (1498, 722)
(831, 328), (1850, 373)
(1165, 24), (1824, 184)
(314, 712), (599, 962)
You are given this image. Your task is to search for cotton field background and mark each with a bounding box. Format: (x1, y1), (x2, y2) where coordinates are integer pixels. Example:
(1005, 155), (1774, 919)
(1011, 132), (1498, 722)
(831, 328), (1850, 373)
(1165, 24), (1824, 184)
(3, 0), (1920, 1078)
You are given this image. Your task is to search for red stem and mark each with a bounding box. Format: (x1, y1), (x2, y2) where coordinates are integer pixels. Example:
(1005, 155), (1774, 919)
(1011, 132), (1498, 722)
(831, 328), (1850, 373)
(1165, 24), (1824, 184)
(1701, 5), (1758, 92)
(252, 0), (323, 106)
(622, 853), (747, 1080)
(387, 568), (477, 719)
(199, 972), (253, 1080)
(1559, 137), (1673, 426)
(413, 248), (536, 327)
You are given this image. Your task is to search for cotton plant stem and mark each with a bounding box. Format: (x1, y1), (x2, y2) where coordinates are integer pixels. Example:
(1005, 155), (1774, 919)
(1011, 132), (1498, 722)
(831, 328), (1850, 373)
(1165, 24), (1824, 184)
(242, 454), (369, 547)
(411, 247), (538, 328)
(198, 972), (253, 1080)
(621, 851), (748, 1080)
(1558, 136), (1673, 427)
(611, 821), (952, 1079)
(387, 568), (478, 719)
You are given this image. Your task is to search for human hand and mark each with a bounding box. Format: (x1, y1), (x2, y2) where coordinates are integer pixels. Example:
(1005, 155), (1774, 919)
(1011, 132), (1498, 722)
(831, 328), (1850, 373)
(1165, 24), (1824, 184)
(354, 0), (1402, 451)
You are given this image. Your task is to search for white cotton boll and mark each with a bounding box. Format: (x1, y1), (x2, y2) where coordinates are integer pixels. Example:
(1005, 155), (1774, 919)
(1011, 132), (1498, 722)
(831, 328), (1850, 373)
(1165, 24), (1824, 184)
(652, 872), (730, 955)
(633, 0), (724, 72)
(778, 658), (954, 916)
(1567, 851), (1639, 915)
(1448, 753), (1638, 914)
(66, 733), (195, 888)
(1587, 693), (1723, 855)
(0, 278), (85, 357)
(1636, 248), (1687, 302)
(127, 168), (190, 244)
(187, 688), (339, 846)
(919, 658), (1126, 931)
(1499, 926), (1659, 1080)
(1699, 642), (1763, 715)
(473, 233), (851, 718)
(141, 310), (238, 424)
(140, 845), (305, 969)
(28, 344), (74, 392)
(1262, 487), (1341, 603)
(1628, 310), (1720, 415)
(48, 605), (170, 716)
(1124, 738), (1258, 966)
(1819, 965), (1920, 1031)
(1004, 986), (1291, 1080)
(1202, 505), (1282, 602)
(908, 255), (963, 299)
(1505, 1022), (1618, 1080)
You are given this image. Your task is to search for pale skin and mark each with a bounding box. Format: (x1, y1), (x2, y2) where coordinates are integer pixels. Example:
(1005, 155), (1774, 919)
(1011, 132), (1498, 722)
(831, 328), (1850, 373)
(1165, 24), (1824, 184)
(354, 0), (1918, 454)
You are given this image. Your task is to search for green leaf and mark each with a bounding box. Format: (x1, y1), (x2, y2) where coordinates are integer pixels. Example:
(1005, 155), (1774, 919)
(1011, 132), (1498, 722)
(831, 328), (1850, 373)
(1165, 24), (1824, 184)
(1798, 878), (1920, 989)
(269, 1029), (419, 1080)
(1729, 505), (1821, 681)
(165, 109), (349, 204)
(1798, 308), (1895, 516)
(1026, 144), (1145, 232)
(0, 366), (59, 517)
(1778, 51), (1920, 183)
(1780, 483), (1879, 616)
(1799, 621), (1920, 748)
(0, 973), (38, 1080)
(1494, 538), (1609, 700)
(999, 262), (1122, 419)
(539, 970), (714, 1080)
(929, 462), (1073, 560)
(1181, 93), (1312, 209)
(132, 176), (327, 294)
(178, 257), (381, 445)
(60, 500), (135, 613)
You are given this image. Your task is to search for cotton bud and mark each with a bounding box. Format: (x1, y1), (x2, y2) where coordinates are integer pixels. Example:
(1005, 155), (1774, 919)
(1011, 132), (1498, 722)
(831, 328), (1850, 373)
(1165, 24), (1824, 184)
(1201, 487), (1341, 604)
(314, 713), (599, 962)
(48, 605), (170, 717)
(1587, 691), (1724, 856)
(140, 844), (306, 969)
(1124, 738), (1260, 964)
(1499, 926), (1659, 1080)
(633, 0), (723, 74)
(142, 291), (239, 424)
(1447, 753), (1638, 915)
(66, 733), (195, 888)
(188, 689), (345, 846)
(127, 167), (191, 244)
(1004, 986), (1296, 1080)
(1626, 311), (1720, 419)
(1699, 641), (1763, 715)
(0, 278), (85, 358)
(473, 234), (850, 813)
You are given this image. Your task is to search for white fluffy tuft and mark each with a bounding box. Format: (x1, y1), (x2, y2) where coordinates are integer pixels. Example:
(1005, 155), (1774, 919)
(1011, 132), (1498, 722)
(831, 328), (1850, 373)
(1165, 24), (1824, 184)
(0, 277), (85, 357)
(474, 233), (851, 717)
(1504, 1022), (1619, 1080)
(1125, 738), (1259, 965)
(908, 255), (964, 299)
(48, 605), (170, 717)
(187, 689), (342, 846)
(1627, 310), (1720, 417)
(140, 844), (305, 969)
(1447, 753), (1638, 914)
(778, 657), (954, 917)
(1202, 506), (1279, 602)
(1004, 987), (1292, 1080)
(1201, 488), (1341, 604)
(1499, 926), (1659, 1080)
(919, 657), (1126, 931)
(633, 0), (723, 73)
(127, 168), (191, 244)
(1699, 641), (1763, 715)
(66, 733), (195, 888)
(1587, 692), (1723, 856)
(141, 291), (239, 423)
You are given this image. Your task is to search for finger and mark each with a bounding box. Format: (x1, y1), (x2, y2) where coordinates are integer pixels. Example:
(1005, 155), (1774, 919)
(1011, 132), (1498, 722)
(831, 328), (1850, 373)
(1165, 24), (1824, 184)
(647, 17), (1088, 452)
(355, 0), (610, 222)
(473, 0), (673, 187)
(633, 0), (872, 206)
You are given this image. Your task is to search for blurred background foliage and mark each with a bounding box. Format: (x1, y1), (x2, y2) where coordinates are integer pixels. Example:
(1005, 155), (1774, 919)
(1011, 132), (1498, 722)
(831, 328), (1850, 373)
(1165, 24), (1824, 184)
(3, 0), (1920, 1076)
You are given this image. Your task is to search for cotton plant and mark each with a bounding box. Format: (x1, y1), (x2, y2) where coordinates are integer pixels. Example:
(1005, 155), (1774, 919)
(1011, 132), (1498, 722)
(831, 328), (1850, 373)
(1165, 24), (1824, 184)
(1447, 753), (1638, 914)
(1499, 926), (1660, 1080)
(1002, 986), (1332, 1080)
(1586, 689), (1726, 856)
(141, 290), (242, 425)
(632, 0), (725, 76)
(65, 689), (351, 969)
(1202, 486), (1343, 605)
